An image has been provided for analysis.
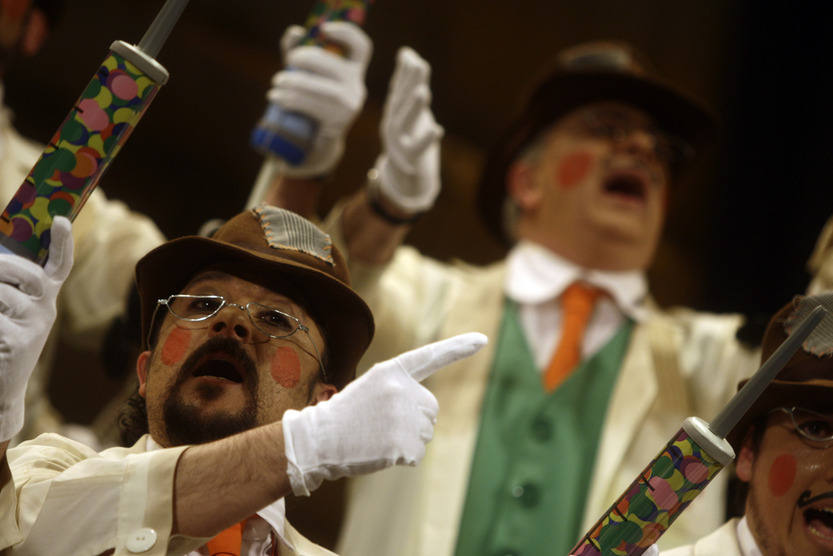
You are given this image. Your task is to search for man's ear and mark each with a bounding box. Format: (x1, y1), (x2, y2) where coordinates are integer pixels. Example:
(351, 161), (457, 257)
(20, 8), (47, 56)
(312, 382), (338, 404)
(136, 351), (151, 398)
(507, 160), (543, 212)
(735, 429), (758, 482)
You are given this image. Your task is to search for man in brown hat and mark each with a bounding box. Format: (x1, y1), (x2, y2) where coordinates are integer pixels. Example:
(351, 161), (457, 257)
(661, 293), (833, 556)
(0, 206), (486, 554)
(262, 37), (833, 555)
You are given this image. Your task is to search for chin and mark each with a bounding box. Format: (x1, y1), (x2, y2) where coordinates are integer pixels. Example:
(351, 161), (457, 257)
(163, 395), (257, 446)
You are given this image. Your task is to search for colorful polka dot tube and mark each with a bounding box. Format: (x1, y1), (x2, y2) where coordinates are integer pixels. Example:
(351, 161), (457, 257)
(301, 0), (373, 51)
(570, 425), (725, 556)
(0, 43), (164, 264)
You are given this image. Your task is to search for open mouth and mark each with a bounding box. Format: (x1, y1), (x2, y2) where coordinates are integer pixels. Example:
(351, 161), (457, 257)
(805, 507), (833, 541)
(192, 357), (244, 384)
(602, 172), (648, 204)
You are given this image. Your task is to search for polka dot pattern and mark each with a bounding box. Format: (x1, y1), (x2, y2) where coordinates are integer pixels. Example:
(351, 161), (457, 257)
(571, 428), (724, 555)
(0, 50), (162, 261)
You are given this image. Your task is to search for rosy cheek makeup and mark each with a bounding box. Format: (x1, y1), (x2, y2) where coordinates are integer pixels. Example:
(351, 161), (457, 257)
(768, 454), (798, 497)
(161, 327), (191, 366)
(556, 150), (594, 188)
(270, 346), (301, 389)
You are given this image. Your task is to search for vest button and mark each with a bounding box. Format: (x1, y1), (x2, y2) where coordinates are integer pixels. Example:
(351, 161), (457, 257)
(531, 417), (552, 441)
(511, 482), (541, 507)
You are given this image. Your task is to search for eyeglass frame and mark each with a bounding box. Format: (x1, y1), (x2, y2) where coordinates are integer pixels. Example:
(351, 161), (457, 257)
(148, 293), (328, 384)
(572, 107), (695, 170)
(770, 406), (833, 447)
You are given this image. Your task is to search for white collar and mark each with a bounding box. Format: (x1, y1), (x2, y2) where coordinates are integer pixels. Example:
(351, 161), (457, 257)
(736, 516), (763, 556)
(505, 240), (650, 322)
(145, 435), (291, 549)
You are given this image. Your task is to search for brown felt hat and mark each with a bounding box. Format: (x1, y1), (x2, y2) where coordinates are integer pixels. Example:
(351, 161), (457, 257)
(477, 40), (716, 244)
(727, 293), (833, 449)
(135, 205), (374, 389)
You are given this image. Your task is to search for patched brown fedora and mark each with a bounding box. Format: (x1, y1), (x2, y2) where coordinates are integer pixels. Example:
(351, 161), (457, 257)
(477, 40), (717, 244)
(135, 205), (374, 389)
(727, 293), (833, 448)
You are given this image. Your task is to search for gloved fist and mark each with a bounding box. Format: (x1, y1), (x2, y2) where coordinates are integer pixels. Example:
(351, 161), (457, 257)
(372, 46), (444, 215)
(282, 332), (487, 496)
(267, 21), (372, 177)
(0, 217), (73, 442)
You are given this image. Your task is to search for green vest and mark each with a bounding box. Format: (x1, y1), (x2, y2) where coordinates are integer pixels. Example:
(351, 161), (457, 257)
(454, 299), (634, 556)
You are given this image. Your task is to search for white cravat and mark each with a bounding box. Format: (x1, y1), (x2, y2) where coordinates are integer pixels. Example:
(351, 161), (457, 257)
(146, 437), (294, 555)
(736, 516), (763, 556)
(504, 241), (650, 371)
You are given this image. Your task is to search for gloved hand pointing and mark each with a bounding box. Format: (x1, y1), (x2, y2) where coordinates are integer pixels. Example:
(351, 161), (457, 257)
(267, 21), (372, 177)
(282, 332), (487, 496)
(0, 217), (73, 442)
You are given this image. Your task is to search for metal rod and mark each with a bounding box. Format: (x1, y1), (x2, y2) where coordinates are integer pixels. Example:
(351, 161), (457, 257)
(138, 0), (191, 58)
(709, 305), (827, 438)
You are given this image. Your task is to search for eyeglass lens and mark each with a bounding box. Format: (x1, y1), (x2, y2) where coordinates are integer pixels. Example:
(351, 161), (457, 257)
(167, 295), (301, 339)
(784, 407), (833, 443)
(580, 110), (691, 165)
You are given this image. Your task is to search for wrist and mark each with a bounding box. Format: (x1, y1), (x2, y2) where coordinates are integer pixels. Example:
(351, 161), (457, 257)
(0, 395), (24, 443)
(366, 167), (422, 226)
(279, 136), (344, 179)
(281, 408), (322, 496)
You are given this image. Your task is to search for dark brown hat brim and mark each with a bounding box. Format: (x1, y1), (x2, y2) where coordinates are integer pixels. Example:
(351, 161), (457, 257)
(726, 378), (833, 449)
(136, 235), (374, 389)
(477, 71), (716, 243)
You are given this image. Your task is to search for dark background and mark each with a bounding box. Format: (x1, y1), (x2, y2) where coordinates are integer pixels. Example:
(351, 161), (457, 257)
(6, 0), (833, 319)
(6, 0), (833, 546)
(5, 0), (830, 418)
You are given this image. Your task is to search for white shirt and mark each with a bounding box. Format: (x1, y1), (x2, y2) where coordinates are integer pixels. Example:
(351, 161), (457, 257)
(504, 241), (650, 370)
(146, 437), (296, 556)
(736, 516), (762, 556)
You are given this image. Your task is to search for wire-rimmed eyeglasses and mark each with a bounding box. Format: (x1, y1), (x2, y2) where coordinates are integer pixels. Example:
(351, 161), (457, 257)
(773, 406), (833, 447)
(149, 294), (327, 382)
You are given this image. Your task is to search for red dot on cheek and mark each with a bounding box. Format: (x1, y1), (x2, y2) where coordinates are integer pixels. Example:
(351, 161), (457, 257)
(556, 151), (594, 189)
(271, 347), (301, 389)
(768, 454), (797, 497)
(161, 328), (191, 366)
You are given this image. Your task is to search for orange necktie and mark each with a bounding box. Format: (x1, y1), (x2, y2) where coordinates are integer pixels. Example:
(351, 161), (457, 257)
(543, 282), (603, 392)
(205, 521), (244, 556)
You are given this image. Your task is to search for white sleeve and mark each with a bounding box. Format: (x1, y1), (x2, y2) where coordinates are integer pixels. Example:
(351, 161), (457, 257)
(0, 434), (202, 555)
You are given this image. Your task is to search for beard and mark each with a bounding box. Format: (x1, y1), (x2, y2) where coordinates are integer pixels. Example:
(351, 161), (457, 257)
(161, 336), (260, 446)
(746, 482), (788, 556)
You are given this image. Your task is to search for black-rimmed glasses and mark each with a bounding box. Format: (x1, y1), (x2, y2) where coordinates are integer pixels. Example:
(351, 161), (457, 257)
(149, 294), (327, 382)
(579, 109), (695, 169)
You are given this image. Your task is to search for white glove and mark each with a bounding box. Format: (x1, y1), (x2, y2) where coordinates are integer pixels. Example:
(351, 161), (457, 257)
(372, 46), (444, 215)
(267, 21), (372, 177)
(282, 332), (487, 496)
(0, 217), (73, 442)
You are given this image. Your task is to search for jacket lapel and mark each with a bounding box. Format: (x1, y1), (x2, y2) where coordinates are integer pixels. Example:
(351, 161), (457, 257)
(418, 261), (506, 556)
(581, 313), (660, 529)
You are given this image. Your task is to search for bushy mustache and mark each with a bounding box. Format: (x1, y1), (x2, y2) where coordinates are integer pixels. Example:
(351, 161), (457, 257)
(176, 336), (258, 385)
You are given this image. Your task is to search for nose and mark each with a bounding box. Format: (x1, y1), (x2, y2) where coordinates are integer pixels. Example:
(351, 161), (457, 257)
(616, 127), (657, 158)
(210, 304), (252, 341)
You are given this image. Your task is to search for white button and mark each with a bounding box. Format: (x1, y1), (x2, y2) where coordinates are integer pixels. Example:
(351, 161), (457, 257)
(126, 528), (157, 553)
